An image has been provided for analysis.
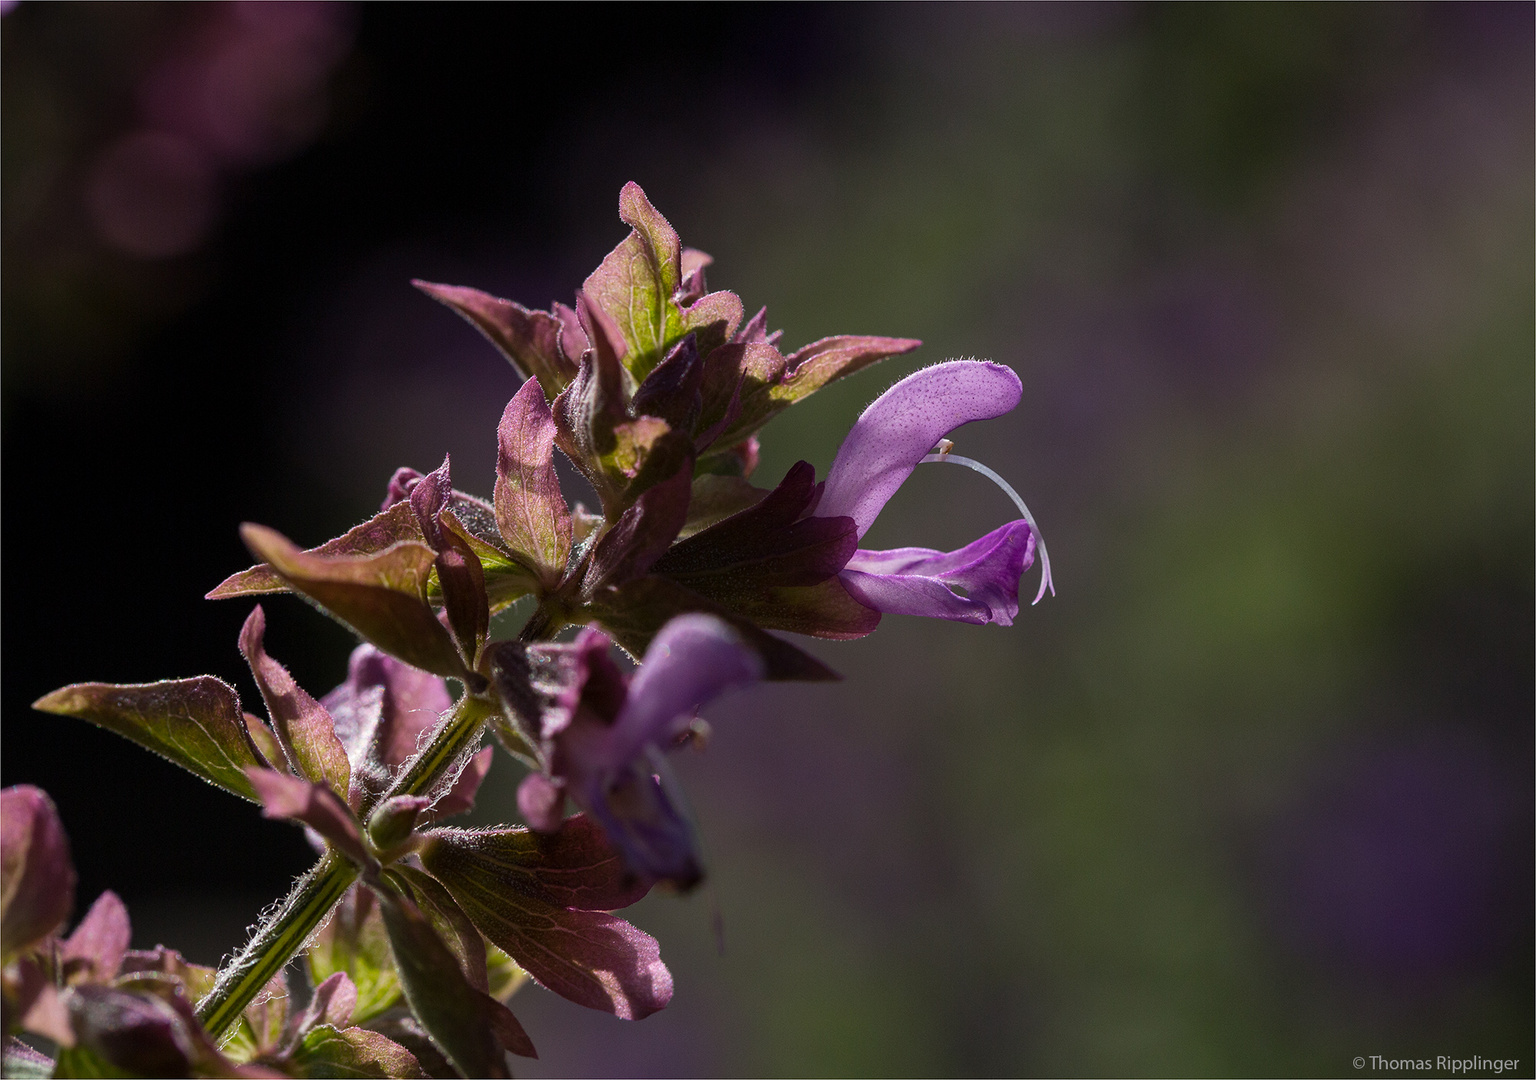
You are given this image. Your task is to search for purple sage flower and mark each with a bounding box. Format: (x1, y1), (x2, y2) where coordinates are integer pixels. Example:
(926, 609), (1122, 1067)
(820, 360), (1054, 625)
(516, 614), (764, 888)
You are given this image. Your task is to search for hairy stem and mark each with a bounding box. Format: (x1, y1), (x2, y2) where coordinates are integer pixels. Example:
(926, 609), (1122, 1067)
(195, 692), (502, 1036)
(195, 853), (357, 1038)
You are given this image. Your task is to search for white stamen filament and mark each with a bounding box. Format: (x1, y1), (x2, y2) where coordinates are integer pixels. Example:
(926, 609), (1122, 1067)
(920, 453), (1055, 605)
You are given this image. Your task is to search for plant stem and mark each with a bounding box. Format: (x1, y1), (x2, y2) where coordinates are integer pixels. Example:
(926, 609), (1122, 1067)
(195, 693), (501, 1037)
(382, 694), (500, 805)
(195, 853), (357, 1038)
(517, 602), (563, 644)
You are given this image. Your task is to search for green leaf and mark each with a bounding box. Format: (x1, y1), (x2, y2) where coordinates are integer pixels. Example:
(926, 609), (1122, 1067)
(208, 502), (423, 600)
(651, 461), (878, 641)
(483, 945), (529, 1004)
(770, 334), (922, 404)
(583, 182), (685, 381)
(246, 769), (373, 871)
(688, 577), (881, 639)
(695, 342), (788, 453)
(288, 1024), (427, 1079)
(242, 713), (284, 772)
(436, 511), (540, 616)
(1, 786), (75, 960)
(494, 377), (571, 589)
(581, 468), (693, 594)
(697, 336), (923, 456)
(220, 971), (289, 1062)
(678, 289), (743, 358)
(389, 868), (487, 994)
(588, 576), (841, 682)
(239, 606), (351, 801)
(117, 946), (217, 1004)
(419, 817), (648, 913)
(373, 883), (534, 1077)
(33, 677), (266, 802)
(551, 317), (631, 516)
(306, 888), (401, 1026)
(608, 421), (694, 513)
(240, 524), (466, 681)
(412, 280), (577, 401)
(678, 474), (769, 539)
(51, 1044), (134, 1078)
(418, 826), (671, 1020)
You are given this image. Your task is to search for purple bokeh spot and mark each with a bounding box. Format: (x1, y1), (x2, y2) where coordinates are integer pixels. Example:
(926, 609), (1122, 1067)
(85, 131), (218, 259)
(1269, 729), (1527, 979)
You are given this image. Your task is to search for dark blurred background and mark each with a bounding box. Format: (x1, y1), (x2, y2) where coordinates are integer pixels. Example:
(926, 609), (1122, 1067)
(3, 4), (1531, 1076)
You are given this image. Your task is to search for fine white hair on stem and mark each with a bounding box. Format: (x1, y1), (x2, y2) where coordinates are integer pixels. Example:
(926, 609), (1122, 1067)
(920, 453), (1055, 605)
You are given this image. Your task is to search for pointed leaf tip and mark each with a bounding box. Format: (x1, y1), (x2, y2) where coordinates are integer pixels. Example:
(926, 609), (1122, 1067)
(239, 522), (467, 680)
(583, 184), (688, 381)
(32, 677), (266, 802)
(239, 605), (351, 801)
(209, 501), (426, 601)
(246, 768), (371, 869)
(414, 279), (575, 398)
(61, 891), (131, 983)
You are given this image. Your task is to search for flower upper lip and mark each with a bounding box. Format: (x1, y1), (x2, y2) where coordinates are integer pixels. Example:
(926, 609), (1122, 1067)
(817, 359), (1047, 626)
(818, 360), (1024, 537)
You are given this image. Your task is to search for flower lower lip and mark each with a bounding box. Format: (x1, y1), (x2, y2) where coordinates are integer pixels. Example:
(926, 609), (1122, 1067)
(915, 454), (1050, 608)
(920, 452), (1054, 605)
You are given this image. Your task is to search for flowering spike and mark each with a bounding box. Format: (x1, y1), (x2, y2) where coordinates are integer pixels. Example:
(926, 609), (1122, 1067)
(27, 182), (1057, 1066)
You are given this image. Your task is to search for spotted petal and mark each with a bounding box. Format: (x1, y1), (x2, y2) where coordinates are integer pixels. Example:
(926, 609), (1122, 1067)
(819, 361), (1023, 538)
